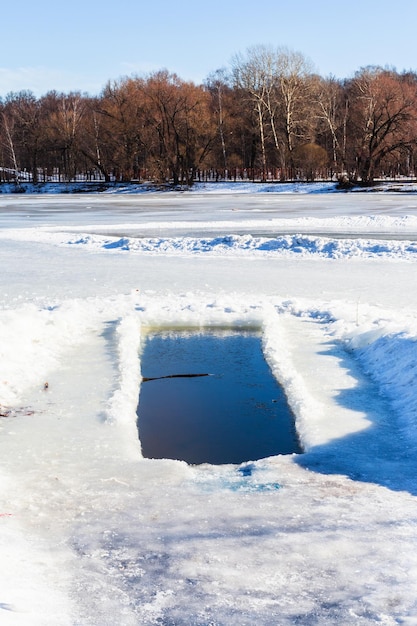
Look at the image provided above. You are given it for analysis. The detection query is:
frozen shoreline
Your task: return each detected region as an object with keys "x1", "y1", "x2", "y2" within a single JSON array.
[{"x1": 1, "y1": 179, "x2": 417, "y2": 195}]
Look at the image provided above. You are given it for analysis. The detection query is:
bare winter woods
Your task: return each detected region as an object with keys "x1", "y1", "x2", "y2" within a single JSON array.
[{"x1": 2, "y1": 45, "x2": 417, "y2": 185}]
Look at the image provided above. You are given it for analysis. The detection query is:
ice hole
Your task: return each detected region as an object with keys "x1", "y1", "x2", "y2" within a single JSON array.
[{"x1": 136, "y1": 328, "x2": 301, "y2": 465}]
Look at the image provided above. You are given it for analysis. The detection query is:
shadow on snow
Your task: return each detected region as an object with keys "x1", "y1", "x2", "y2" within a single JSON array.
[{"x1": 295, "y1": 336, "x2": 417, "y2": 496}]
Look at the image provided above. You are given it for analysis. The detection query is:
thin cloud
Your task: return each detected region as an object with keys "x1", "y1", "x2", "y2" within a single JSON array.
[
  {"x1": 118, "y1": 61, "x2": 165, "y2": 77},
  {"x1": 0, "y1": 66, "x2": 105, "y2": 97}
]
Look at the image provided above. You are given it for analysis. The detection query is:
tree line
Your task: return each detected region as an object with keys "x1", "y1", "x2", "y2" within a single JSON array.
[{"x1": 1, "y1": 45, "x2": 417, "y2": 186}]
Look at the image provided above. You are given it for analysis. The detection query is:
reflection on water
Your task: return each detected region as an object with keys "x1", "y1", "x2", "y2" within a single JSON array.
[{"x1": 137, "y1": 328, "x2": 301, "y2": 465}]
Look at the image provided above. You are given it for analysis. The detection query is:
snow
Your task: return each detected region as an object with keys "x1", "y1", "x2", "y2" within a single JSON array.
[{"x1": 1, "y1": 183, "x2": 417, "y2": 624}]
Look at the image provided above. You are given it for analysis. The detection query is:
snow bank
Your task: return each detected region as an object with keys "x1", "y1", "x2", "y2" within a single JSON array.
[
  {"x1": 81, "y1": 233, "x2": 417, "y2": 259},
  {"x1": 342, "y1": 324, "x2": 417, "y2": 448},
  {"x1": 3, "y1": 227, "x2": 417, "y2": 260},
  {"x1": 3, "y1": 290, "x2": 417, "y2": 461},
  {"x1": 0, "y1": 301, "x2": 98, "y2": 406}
]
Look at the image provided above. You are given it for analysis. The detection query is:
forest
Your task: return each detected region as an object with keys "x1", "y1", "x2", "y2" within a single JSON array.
[{"x1": 1, "y1": 45, "x2": 417, "y2": 186}]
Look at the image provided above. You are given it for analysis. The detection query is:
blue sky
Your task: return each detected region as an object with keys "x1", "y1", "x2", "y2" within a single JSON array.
[{"x1": 1, "y1": 0, "x2": 416, "y2": 96}]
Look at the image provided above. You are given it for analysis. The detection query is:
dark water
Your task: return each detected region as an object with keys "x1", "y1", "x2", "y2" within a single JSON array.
[{"x1": 136, "y1": 329, "x2": 301, "y2": 465}]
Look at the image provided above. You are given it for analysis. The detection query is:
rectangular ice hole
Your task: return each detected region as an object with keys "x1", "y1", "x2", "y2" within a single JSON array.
[{"x1": 136, "y1": 327, "x2": 301, "y2": 465}]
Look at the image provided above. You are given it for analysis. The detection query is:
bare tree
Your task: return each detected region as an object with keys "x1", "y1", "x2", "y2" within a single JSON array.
[
  {"x1": 313, "y1": 76, "x2": 346, "y2": 171},
  {"x1": 77, "y1": 98, "x2": 113, "y2": 182},
  {"x1": 205, "y1": 69, "x2": 230, "y2": 169},
  {"x1": 42, "y1": 91, "x2": 87, "y2": 180},
  {"x1": 232, "y1": 45, "x2": 315, "y2": 179},
  {"x1": 0, "y1": 109, "x2": 19, "y2": 175},
  {"x1": 139, "y1": 71, "x2": 216, "y2": 185},
  {"x1": 275, "y1": 48, "x2": 316, "y2": 174},
  {"x1": 96, "y1": 78, "x2": 147, "y2": 181},
  {"x1": 232, "y1": 45, "x2": 278, "y2": 179},
  {"x1": 345, "y1": 67, "x2": 417, "y2": 182},
  {"x1": 3, "y1": 91, "x2": 46, "y2": 183}
]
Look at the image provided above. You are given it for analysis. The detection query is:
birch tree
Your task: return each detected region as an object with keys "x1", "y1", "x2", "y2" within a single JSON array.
[
  {"x1": 3, "y1": 91, "x2": 45, "y2": 182},
  {"x1": 232, "y1": 45, "x2": 315, "y2": 178},
  {"x1": 232, "y1": 45, "x2": 278, "y2": 178},
  {"x1": 275, "y1": 49, "x2": 316, "y2": 172},
  {"x1": 313, "y1": 76, "x2": 347, "y2": 171},
  {"x1": 0, "y1": 107, "x2": 20, "y2": 176}
]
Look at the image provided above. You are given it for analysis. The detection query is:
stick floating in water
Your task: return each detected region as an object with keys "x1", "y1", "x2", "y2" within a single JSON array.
[{"x1": 142, "y1": 373, "x2": 211, "y2": 382}]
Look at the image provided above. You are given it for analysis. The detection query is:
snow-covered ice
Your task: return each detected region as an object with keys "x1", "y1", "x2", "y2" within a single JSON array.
[{"x1": 1, "y1": 184, "x2": 417, "y2": 624}]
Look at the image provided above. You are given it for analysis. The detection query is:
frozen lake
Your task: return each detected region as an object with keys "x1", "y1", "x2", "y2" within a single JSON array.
[
  {"x1": 3, "y1": 190, "x2": 417, "y2": 236},
  {"x1": 1, "y1": 187, "x2": 417, "y2": 625}
]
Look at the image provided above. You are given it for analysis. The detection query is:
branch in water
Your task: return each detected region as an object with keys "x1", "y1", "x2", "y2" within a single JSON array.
[{"x1": 142, "y1": 373, "x2": 211, "y2": 382}]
